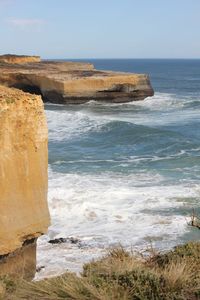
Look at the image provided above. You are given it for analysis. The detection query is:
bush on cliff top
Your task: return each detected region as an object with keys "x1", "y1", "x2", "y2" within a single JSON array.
[{"x1": 1, "y1": 242, "x2": 200, "y2": 300}]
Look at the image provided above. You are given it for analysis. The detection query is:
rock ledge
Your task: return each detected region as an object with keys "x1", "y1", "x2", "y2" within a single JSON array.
[
  {"x1": 0, "y1": 54, "x2": 40, "y2": 64},
  {"x1": 0, "y1": 55, "x2": 154, "y2": 104}
]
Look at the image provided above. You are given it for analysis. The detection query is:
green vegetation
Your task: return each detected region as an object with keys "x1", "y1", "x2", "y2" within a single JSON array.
[{"x1": 1, "y1": 242, "x2": 200, "y2": 299}]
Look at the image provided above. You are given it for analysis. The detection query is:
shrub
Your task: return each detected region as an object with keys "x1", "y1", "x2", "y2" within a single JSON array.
[{"x1": 3, "y1": 242, "x2": 200, "y2": 300}]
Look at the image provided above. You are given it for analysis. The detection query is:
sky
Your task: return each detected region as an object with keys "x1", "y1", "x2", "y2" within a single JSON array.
[{"x1": 0, "y1": 0, "x2": 200, "y2": 59}]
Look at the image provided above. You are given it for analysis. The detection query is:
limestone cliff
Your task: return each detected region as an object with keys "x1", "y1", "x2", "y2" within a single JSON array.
[
  {"x1": 0, "y1": 54, "x2": 40, "y2": 64},
  {"x1": 0, "y1": 85, "x2": 50, "y2": 279},
  {"x1": 0, "y1": 55, "x2": 154, "y2": 104}
]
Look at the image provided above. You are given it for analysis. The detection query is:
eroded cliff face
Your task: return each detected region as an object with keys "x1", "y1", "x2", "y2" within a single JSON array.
[
  {"x1": 0, "y1": 55, "x2": 154, "y2": 104},
  {"x1": 0, "y1": 85, "x2": 50, "y2": 279},
  {"x1": 0, "y1": 54, "x2": 40, "y2": 64}
]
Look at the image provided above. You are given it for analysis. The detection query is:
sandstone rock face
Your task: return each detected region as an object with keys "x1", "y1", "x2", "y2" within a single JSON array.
[
  {"x1": 0, "y1": 85, "x2": 50, "y2": 279},
  {"x1": 0, "y1": 54, "x2": 40, "y2": 64},
  {"x1": 0, "y1": 239, "x2": 37, "y2": 280},
  {"x1": 0, "y1": 56, "x2": 154, "y2": 104}
]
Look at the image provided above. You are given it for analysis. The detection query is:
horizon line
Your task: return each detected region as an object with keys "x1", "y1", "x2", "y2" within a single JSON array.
[{"x1": 43, "y1": 57, "x2": 200, "y2": 60}]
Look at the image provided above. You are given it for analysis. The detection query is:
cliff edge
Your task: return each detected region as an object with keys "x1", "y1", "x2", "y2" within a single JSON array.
[
  {"x1": 0, "y1": 55, "x2": 154, "y2": 104},
  {"x1": 0, "y1": 54, "x2": 40, "y2": 64},
  {"x1": 0, "y1": 85, "x2": 50, "y2": 279}
]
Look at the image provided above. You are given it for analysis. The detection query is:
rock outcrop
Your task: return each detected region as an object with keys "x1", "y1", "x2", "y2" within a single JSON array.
[
  {"x1": 0, "y1": 54, "x2": 40, "y2": 64},
  {"x1": 0, "y1": 55, "x2": 154, "y2": 104},
  {"x1": 0, "y1": 85, "x2": 50, "y2": 279}
]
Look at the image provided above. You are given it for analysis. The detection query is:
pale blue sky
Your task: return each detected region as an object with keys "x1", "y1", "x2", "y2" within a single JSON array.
[{"x1": 0, "y1": 0, "x2": 199, "y2": 59}]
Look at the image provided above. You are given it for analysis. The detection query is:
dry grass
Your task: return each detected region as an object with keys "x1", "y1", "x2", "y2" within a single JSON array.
[
  {"x1": 82, "y1": 247, "x2": 142, "y2": 277},
  {"x1": 1, "y1": 242, "x2": 200, "y2": 300}
]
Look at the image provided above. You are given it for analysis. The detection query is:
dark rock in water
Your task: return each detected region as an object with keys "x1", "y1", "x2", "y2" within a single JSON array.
[
  {"x1": 49, "y1": 238, "x2": 67, "y2": 244},
  {"x1": 48, "y1": 237, "x2": 80, "y2": 245},
  {"x1": 36, "y1": 265, "x2": 45, "y2": 272},
  {"x1": 69, "y1": 237, "x2": 80, "y2": 244}
]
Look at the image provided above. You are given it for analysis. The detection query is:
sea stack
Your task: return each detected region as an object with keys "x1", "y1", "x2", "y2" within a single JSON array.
[
  {"x1": 0, "y1": 54, "x2": 154, "y2": 104},
  {"x1": 0, "y1": 85, "x2": 50, "y2": 279}
]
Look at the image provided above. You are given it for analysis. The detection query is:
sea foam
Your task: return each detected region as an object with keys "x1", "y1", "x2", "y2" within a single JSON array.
[{"x1": 36, "y1": 91, "x2": 200, "y2": 279}]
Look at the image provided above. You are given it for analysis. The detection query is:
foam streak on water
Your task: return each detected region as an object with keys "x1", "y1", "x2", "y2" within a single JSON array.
[{"x1": 36, "y1": 59, "x2": 200, "y2": 279}]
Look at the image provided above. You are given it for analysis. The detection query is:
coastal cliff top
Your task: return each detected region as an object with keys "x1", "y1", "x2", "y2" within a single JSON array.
[
  {"x1": 0, "y1": 55, "x2": 154, "y2": 104},
  {"x1": 0, "y1": 84, "x2": 39, "y2": 105},
  {"x1": 0, "y1": 59, "x2": 147, "y2": 81},
  {"x1": 0, "y1": 54, "x2": 41, "y2": 64}
]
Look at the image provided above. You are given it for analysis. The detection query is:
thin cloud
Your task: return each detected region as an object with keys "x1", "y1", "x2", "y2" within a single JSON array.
[{"x1": 6, "y1": 18, "x2": 45, "y2": 29}]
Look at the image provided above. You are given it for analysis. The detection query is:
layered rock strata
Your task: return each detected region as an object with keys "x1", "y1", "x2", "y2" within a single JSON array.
[
  {"x1": 0, "y1": 54, "x2": 40, "y2": 64},
  {"x1": 0, "y1": 55, "x2": 154, "y2": 104},
  {"x1": 0, "y1": 85, "x2": 50, "y2": 279}
]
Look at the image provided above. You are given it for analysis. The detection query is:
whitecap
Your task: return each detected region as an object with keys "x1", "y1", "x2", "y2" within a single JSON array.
[{"x1": 37, "y1": 169, "x2": 200, "y2": 279}]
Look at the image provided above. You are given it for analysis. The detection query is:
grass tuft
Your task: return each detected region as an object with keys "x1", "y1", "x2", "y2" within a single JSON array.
[{"x1": 1, "y1": 242, "x2": 200, "y2": 299}]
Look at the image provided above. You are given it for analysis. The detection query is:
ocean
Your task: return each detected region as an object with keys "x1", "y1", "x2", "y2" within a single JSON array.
[{"x1": 36, "y1": 59, "x2": 200, "y2": 279}]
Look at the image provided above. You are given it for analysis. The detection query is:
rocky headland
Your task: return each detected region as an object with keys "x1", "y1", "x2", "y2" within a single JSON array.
[
  {"x1": 0, "y1": 54, "x2": 154, "y2": 281},
  {"x1": 0, "y1": 85, "x2": 50, "y2": 279},
  {"x1": 0, "y1": 55, "x2": 154, "y2": 104},
  {"x1": 0, "y1": 54, "x2": 40, "y2": 64}
]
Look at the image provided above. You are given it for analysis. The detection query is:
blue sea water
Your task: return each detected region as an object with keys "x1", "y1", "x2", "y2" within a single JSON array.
[{"x1": 37, "y1": 59, "x2": 200, "y2": 277}]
